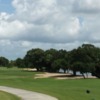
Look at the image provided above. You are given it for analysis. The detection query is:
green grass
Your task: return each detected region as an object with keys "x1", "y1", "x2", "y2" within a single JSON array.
[
  {"x1": 0, "y1": 67, "x2": 100, "y2": 100},
  {"x1": 0, "y1": 90, "x2": 21, "y2": 100}
]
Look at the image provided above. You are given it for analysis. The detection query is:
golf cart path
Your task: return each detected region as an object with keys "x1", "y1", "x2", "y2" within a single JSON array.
[{"x1": 0, "y1": 86, "x2": 58, "y2": 100}]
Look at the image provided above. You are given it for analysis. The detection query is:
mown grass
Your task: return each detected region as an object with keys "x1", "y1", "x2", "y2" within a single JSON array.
[
  {"x1": 0, "y1": 90, "x2": 21, "y2": 100},
  {"x1": 0, "y1": 67, "x2": 100, "y2": 100}
]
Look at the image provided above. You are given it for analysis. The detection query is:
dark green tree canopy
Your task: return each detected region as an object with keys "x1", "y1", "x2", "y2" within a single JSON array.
[
  {"x1": 24, "y1": 48, "x2": 45, "y2": 71},
  {"x1": 11, "y1": 43, "x2": 100, "y2": 78},
  {"x1": 0, "y1": 56, "x2": 9, "y2": 67}
]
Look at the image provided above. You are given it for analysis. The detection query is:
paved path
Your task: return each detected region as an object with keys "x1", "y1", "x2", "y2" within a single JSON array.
[{"x1": 0, "y1": 86, "x2": 58, "y2": 100}]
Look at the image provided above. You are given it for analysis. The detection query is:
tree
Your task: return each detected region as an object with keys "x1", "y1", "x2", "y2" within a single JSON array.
[
  {"x1": 44, "y1": 49, "x2": 58, "y2": 72},
  {"x1": 58, "y1": 49, "x2": 67, "y2": 59},
  {"x1": 70, "y1": 44, "x2": 96, "y2": 76},
  {"x1": 15, "y1": 43, "x2": 100, "y2": 78},
  {"x1": 72, "y1": 62, "x2": 95, "y2": 78},
  {"x1": 58, "y1": 50, "x2": 70, "y2": 73},
  {"x1": 0, "y1": 57, "x2": 9, "y2": 67},
  {"x1": 51, "y1": 59, "x2": 68, "y2": 73},
  {"x1": 93, "y1": 62, "x2": 100, "y2": 78},
  {"x1": 24, "y1": 48, "x2": 45, "y2": 71},
  {"x1": 51, "y1": 59, "x2": 61, "y2": 72},
  {"x1": 15, "y1": 58, "x2": 25, "y2": 68}
]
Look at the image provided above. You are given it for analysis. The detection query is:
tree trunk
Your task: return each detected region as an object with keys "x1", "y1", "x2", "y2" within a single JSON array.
[
  {"x1": 64, "y1": 69, "x2": 66, "y2": 73},
  {"x1": 81, "y1": 72, "x2": 85, "y2": 79},
  {"x1": 73, "y1": 70, "x2": 76, "y2": 76},
  {"x1": 36, "y1": 67, "x2": 40, "y2": 72}
]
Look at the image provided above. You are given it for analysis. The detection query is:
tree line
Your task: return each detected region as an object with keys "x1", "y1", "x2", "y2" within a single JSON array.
[{"x1": 1, "y1": 44, "x2": 100, "y2": 78}]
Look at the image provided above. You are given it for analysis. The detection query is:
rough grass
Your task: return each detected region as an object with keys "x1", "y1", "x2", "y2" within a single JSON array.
[
  {"x1": 0, "y1": 67, "x2": 100, "y2": 100},
  {"x1": 0, "y1": 90, "x2": 21, "y2": 100}
]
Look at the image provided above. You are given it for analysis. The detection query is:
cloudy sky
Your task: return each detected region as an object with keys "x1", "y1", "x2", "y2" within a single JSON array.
[{"x1": 0, "y1": 0, "x2": 100, "y2": 60}]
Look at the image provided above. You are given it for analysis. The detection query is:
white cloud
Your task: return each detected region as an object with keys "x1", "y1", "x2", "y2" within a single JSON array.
[
  {"x1": 73, "y1": 0, "x2": 100, "y2": 13},
  {"x1": 12, "y1": 0, "x2": 57, "y2": 22},
  {"x1": 0, "y1": 19, "x2": 33, "y2": 40},
  {"x1": 0, "y1": 0, "x2": 100, "y2": 59}
]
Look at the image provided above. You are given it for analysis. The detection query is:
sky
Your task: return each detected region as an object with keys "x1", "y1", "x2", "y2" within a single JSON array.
[{"x1": 0, "y1": 0, "x2": 100, "y2": 60}]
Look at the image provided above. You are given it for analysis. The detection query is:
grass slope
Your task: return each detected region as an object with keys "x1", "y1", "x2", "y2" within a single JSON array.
[
  {"x1": 0, "y1": 67, "x2": 100, "y2": 100},
  {"x1": 0, "y1": 90, "x2": 21, "y2": 100}
]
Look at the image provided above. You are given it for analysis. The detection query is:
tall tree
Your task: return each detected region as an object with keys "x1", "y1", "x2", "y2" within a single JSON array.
[
  {"x1": 70, "y1": 44, "x2": 96, "y2": 76},
  {"x1": 24, "y1": 48, "x2": 45, "y2": 71}
]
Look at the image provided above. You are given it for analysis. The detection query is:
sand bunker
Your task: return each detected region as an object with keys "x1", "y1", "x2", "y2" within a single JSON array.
[{"x1": 34, "y1": 72, "x2": 97, "y2": 79}]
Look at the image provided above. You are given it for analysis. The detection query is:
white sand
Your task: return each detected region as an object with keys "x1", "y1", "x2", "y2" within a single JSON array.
[{"x1": 34, "y1": 72, "x2": 97, "y2": 79}]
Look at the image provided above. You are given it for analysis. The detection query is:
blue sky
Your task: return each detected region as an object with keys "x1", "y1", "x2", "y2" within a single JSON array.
[
  {"x1": 0, "y1": 0, "x2": 100, "y2": 60},
  {"x1": 0, "y1": 0, "x2": 14, "y2": 13}
]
